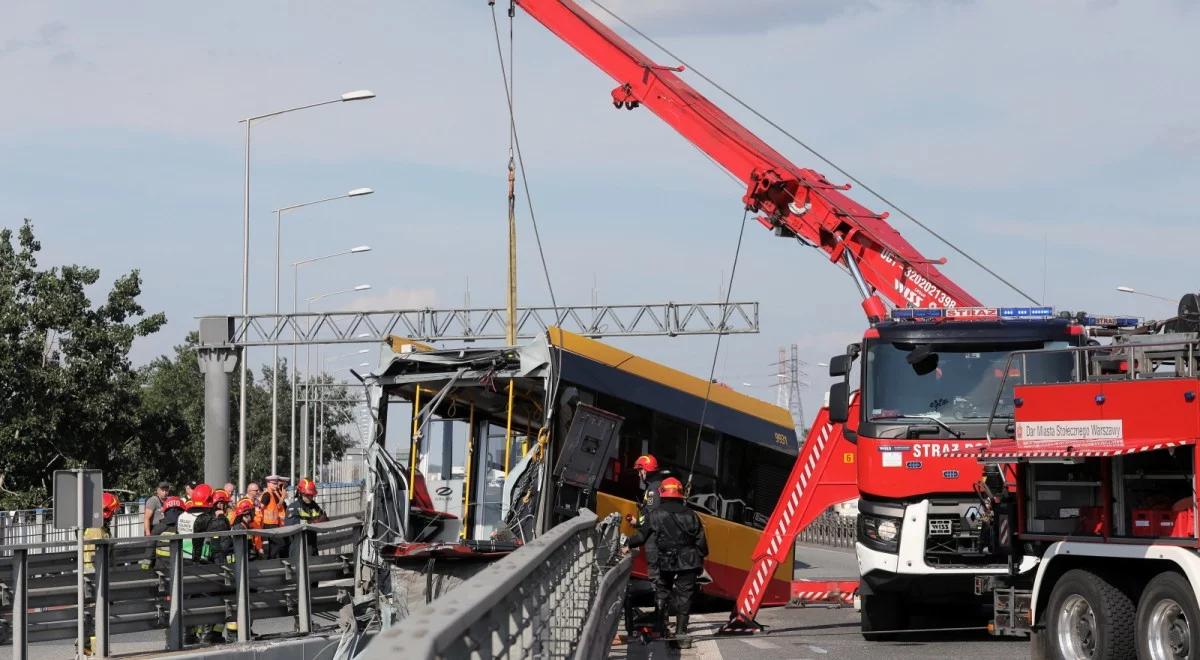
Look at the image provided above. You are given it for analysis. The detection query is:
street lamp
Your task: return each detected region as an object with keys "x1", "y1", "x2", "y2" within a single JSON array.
[
  {"x1": 270, "y1": 189, "x2": 374, "y2": 477},
  {"x1": 1116, "y1": 286, "x2": 1174, "y2": 302},
  {"x1": 299, "y1": 284, "x2": 372, "y2": 481},
  {"x1": 236, "y1": 89, "x2": 375, "y2": 492},
  {"x1": 289, "y1": 254, "x2": 371, "y2": 485}
]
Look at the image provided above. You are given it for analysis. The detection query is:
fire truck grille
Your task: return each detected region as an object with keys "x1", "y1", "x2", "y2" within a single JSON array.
[{"x1": 924, "y1": 516, "x2": 992, "y2": 565}]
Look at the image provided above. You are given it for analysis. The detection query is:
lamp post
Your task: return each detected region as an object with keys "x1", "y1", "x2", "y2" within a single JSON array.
[
  {"x1": 271, "y1": 190, "x2": 373, "y2": 479},
  {"x1": 300, "y1": 285, "x2": 371, "y2": 480},
  {"x1": 236, "y1": 89, "x2": 375, "y2": 492},
  {"x1": 289, "y1": 251, "x2": 371, "y2": 485},
  {"x1": 1116, "y1": 286, "x2": 1174, "y2": 302}
]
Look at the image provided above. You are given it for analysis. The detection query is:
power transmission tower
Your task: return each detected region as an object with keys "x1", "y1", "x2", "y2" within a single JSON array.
[{"x1": 772, "y1": 344, "x2": 808, "y2": 442}]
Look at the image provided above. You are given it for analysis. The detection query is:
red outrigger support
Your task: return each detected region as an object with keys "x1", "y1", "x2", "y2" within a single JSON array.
[{"x1": 721, "y1": 401, "x2": 861, "y2": 633}]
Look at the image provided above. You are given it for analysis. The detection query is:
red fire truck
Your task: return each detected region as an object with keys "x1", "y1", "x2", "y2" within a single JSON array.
[
  {"x1": 956, "y1": 309, "x2": 1200, "y2": 659},
  {"x1": 507, "y1": 0, "x2": 1099, "y2": 635}
]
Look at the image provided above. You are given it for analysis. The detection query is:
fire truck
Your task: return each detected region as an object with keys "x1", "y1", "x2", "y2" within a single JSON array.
[
  {"x1": 956, "y1": 303, "x2": 1200, "y2": 659},
  {"x1": 508, "y1": 0, "x2": 1088, "y2": 635}
]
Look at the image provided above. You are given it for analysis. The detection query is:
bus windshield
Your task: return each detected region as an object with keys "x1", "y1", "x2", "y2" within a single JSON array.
[{"x1": 865, "y1": 341, "x2": 1075, "y2": 422}]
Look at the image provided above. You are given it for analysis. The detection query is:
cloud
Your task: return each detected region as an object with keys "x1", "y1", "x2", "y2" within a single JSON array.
[
  {"x1": 596, "y1": 0, "x2": 877, "y2": 35},
  {"x1": 347, "y1": 287, "x2": 439, "y2": 312}
]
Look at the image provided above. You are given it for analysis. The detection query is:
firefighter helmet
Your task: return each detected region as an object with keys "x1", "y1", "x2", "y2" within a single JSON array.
[
  {"x1": 190, "y1": 484, "x2": 214, "y2": 509},
  {"x1": 211, "y1": 489, "x2": 231, "y2": 505},
  {"x1": 297, "y1": 479, "x2": 318, "y2": 497},
  {"x1": 633, "y1": 455, "x2": 659, "y2": 472},
  {"x1": 102, "y1": 492, "x2": 120, "y2": 520},
  {"x1": 659, "y1": 477, "x2": 685, "y2": 499},
  {"x1": 161, "y1": 496, "x2": 184, "y2": 512},
  {"x1": 232, "y1": 498, "x2": 255, "y2": 518}
]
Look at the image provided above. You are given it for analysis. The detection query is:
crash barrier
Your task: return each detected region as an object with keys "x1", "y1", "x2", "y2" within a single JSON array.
[
  {"x1": 0, "y1": 481, "x2": 366, "y2": 554},
  {"x1": 364, "y1": 510, "x2": 631, "y2": 660},
  {"x1": 0, "y1": 518, "x2": 361, "y2": 658},
  {"x1": 796, "y1": 509, "x2": 856, "y2": 549}
]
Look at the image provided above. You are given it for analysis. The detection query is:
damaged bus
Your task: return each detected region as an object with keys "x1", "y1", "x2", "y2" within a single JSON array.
[{"x1": 358, "y1": 328, "x2": 798, "y2": 608}]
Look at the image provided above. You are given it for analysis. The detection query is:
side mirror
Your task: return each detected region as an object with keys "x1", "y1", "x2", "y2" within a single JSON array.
[
  {"x1": 829, "y1": 354, "x2": 852, "y2": 378},
  {"x1": 828, "y1": 381, "x2": 850, "y2": 424}
]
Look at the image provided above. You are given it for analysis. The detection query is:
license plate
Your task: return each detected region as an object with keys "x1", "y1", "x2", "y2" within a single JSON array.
[{"x1": 929, "y1": 519, "x2": 953, "y2": 536}]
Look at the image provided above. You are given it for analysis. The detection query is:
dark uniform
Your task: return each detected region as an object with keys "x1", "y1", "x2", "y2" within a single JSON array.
[
  {"x1": 285, "y1": 497, "x2": 328, "y2": 558},
  {"x1": 636, "y1": 470, "x2": 668, "y2": 578},
  {"x1": 627, "y1": 497, "x2": 708, "y2": 643}
]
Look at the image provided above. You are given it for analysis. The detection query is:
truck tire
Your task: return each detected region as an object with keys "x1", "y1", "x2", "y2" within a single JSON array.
[
  {"x1": 1044, "y1": 568, "x2": 1135, "y2": 660},
  {"x1": 861, "y1": 593, "x2": 907, "y2": 641},
  {"x1": 1136, "y1": 571, "x2": 1199, "y2": 660}
]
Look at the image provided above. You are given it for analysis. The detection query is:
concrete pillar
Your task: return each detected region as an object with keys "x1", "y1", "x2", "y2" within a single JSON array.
[
  {"x1": 199, "y1": 347, "x2": 238, "y2": 486},
  {"x1": 198, "y1": 317, "x2": 239, "y2": 488}
]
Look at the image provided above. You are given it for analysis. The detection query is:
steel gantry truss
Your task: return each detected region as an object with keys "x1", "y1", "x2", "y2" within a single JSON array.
[{"x1": 199, "y1": 300, "x2": 760, "y2": 348}]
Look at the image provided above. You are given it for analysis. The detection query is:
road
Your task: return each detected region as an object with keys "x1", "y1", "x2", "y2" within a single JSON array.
[{"x1": 611, "y1": 542, "x2": 1032, "y2": 659}]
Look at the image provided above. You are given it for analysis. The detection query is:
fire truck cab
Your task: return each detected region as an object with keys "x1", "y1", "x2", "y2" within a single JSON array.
[
  {"x1": 966, "y1": 329, "x2": 1200, "y2": 659},
  {"x1": 828, "y1": 306, "x2": 1089, "y2": 636}
]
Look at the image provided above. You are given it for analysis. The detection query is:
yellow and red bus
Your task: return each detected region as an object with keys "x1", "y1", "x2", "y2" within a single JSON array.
[{"x1": 368, "y1": 328, "x2": 797, "y2": 605}]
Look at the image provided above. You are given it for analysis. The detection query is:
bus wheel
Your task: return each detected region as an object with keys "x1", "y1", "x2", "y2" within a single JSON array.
[
  {"x1": 861, "y1": 593, "x2": 906, "y2": 641},
  {"x1": 1045, "y1": 569, "x2": 1135, "y2": 660},
  {"x1": 1136, "y1": 572, "x2": 1199, "y2": 660}
]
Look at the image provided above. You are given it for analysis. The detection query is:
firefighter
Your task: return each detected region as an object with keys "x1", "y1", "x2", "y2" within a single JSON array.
[
  {"x1": 625, "y1": 476, "x2": 708, "y2": 648},
  {"x1": 286, "y1": 478, "x2": 329, "y2": 558},
  {"x1": 84, "y1": 493, "x2": 121, "y2": 571},
  {"x1": 211, "y1": 488, "x2": 231, "y2": 522},
  {"x1": 632, "y1": 454, "x2": 668, "y2": 574},
  {"x1": 150, "y1": 496, "x2": 185, "y2": 571},
  {"x1": 259, "y1": 475, "x2": 288, "y2": 558}
]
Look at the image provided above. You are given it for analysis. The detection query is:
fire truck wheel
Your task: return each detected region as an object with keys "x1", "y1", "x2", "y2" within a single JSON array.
[
  {"x1": 1136, "y1": 571, "x2": 1199, "y2": 660},
  {"x1": 1044, "y1": 568, "x2": 1135, "y2": 660},
  {"x1": 860, "y1": 593, "x2": 907, "y2": 641}
]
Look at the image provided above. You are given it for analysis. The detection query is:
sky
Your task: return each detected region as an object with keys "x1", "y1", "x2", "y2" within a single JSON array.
[{"x1": 2, "y1": 0, "x2": 1198, "y2": 423}]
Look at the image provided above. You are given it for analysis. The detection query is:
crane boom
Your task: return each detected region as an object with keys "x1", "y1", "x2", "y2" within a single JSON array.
[{"x1": 513, "y1": 0, "x2": 982, "y2": 318}]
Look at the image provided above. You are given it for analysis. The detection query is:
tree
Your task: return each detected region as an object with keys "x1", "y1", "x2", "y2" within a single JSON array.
[{"x1": 0, "y1": 220, "x2": 166, "y2": 508}]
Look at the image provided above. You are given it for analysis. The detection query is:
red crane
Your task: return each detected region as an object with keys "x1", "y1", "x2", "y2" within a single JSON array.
[
  {"x1": 510, "y1": 0, "x2": 992, "y2": 632},
  {"x1": 513, "y1": 0, "x2": 981, "y2": 323}
]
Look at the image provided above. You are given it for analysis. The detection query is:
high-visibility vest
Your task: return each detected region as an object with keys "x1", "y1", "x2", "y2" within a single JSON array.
[
  {"x1": 177, "y1": 512, "x2": 198, "y2": 559},
  {"x1": 260, "y1": 492, "x2": 285, "y2": 526}
]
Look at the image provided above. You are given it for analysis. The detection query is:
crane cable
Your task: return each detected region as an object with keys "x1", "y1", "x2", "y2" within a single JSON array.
[
  {"x1": 491, "y1": 1, "x2": 560, "y2": 315},
  {"x1": 685, "y1": 209, "x2": 750, "y2": 494},
  {"x1": 589, "y1": 0, "x2": 1041, "y2": 306}
]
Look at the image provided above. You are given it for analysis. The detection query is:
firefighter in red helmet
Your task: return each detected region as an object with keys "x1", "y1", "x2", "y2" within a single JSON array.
[
  {"x1": 626, "y1": 477, "x2": 708, "y2": 648},
  {"x1": 286, "y1": 478, "x2": 328, "y2": 558}
]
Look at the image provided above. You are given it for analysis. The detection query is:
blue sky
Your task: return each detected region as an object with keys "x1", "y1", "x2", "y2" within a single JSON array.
[{"x1": 2, "y1": 1, "x2": 1197, "y2": 421}]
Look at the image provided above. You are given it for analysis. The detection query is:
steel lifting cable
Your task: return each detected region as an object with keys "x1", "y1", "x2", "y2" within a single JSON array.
[
  {"x1": 685, "y1": 209, "x2": 751, "y2": 493},
  {"x1": 589, "y1": 0, "x2": 1040, "y2": 306},
  {"x1": 491, "y1": 1, "x2": 560, "y2": 314}
]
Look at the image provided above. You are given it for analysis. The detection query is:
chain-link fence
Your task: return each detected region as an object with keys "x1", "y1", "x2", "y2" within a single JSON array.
[
  {"x1": 364, "y1": 510, "x2": 631, "y2": 660},
  {"x1": 796, "y1": 509, "x2": 857, "y2": 549}
]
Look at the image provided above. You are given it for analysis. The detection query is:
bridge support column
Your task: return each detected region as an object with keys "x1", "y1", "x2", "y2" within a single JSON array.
[{"x1": 198, "y1": 317, "x2": 238, "y2": 487}]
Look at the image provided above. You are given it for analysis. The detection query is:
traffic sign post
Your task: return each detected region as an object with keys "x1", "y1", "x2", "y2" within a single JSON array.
[{"x1": 53, "y1": 469, "x2": 102, "y2": 659}]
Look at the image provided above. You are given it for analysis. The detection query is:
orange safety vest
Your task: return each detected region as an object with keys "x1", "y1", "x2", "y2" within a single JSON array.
[{"x1": 260, "y1": 491, "x2": 286, "y2": 526}]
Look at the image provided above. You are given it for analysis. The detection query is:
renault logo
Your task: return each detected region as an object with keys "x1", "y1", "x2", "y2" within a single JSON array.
[{"x1": 965, "y1": 506, "x2": 982, "y2": 526}]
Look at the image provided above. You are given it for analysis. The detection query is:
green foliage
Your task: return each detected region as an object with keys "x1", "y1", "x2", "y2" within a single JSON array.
[
  {"x1": 0, "y1": 220, "x2": 165, "y2": 508},
  {"x1": 0, "y1": 220, "x2": 356, "y2": 509}
]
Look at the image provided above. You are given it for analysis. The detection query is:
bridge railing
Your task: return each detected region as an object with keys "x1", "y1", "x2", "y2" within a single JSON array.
[
  {"x1": 364, "y1": 510, "x2": 631, "y2": 660},
  {"x1": 0, "y1": 518, "x2": 362, "y2": 658}
]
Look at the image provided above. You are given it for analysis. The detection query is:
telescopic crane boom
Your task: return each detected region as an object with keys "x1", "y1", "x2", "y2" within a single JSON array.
[{"x1": 513, "y1": 0, "x2": 981, "y2": 321}]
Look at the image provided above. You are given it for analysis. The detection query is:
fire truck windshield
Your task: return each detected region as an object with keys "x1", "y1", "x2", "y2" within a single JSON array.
[{"x1": 865, "y1": 340, "x2": 1074, "y2": 423}]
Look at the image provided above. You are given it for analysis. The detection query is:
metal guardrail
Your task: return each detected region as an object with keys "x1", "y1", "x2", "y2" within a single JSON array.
[
  {"x1": 796, "y1": 510, "x2": 857, "y2": 549},
  {"x1": 363, "y1": 510, "x2": 630, "y2": 660},
  {"x1": 0, "y1": 518, "x2": 361, "y2": 658}
]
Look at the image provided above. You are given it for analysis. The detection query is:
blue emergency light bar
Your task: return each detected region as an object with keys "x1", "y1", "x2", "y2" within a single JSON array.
[{"x1": 890, "y1": 306, "x2": 1055, "y2": 322}]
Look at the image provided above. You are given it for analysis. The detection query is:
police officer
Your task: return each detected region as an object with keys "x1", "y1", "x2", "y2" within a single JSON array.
[{"x1": 626, "y1": 476, "x2": 708, "y2": 648}]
